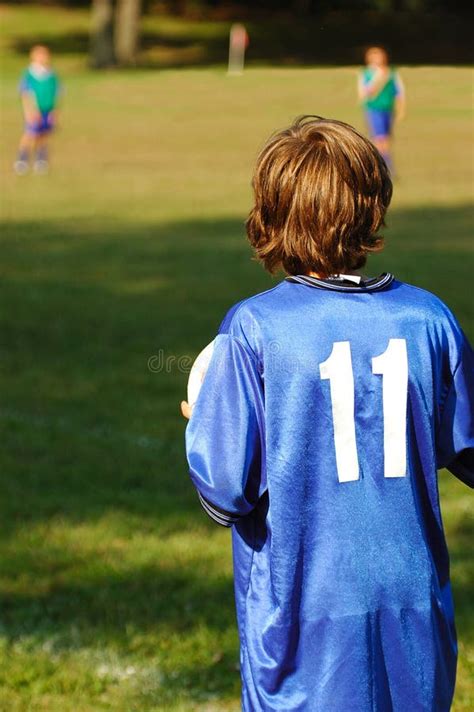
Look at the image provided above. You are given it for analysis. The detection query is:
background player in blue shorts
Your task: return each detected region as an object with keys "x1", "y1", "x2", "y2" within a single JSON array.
[
  {"x1": 358, "y1": 46, "x2": 405, "y2": 172},
  {"x1": 14, "y1": 45, "x2": 61, "y2": 175},
  {"x1": 182, "y1": 117, "x2": 473, "y2": 711}
]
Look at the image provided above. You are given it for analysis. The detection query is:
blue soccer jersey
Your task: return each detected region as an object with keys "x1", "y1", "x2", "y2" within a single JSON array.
[{"x1": 185, "y1": 274, "x2": 474, "y2": 712}]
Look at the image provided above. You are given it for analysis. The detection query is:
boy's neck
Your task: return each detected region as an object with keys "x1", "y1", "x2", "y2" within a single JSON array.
[
  {"x1": 307, "y1": 271, "x2": 362, "y2": 279},
  {"x1": 29, "y1": 62, "x2": 52, "y2": 79}
]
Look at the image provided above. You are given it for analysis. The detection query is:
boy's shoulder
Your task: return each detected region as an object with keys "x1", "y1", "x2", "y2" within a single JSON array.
[
  {"x1": 19, "y1": 68, "x2": 32, "y2": 88},
  {"x1": 217, "y1": 282, "x2": 294, "y2": 361},
  {"x1": 21, "y1": 67, "x2": 59, "y2": 81},
  {"x1": 217, "y1": 278, "x2": 467, "y2": 367},
  {"x1": 219, "y1": 281, "x2": 291, "y2": 335},
  {"x1": 221, "y1": 278, "x2": 460, "y2": 331},
  {"x1": 393, "y1": 279, "x2": 454, "y2": 312},
  {"x1": 387, "y1": 280, "x2": 466, "y2": 353},
  {"x1": 383, "y1": 278, "x2": 461, "y2": 324}
]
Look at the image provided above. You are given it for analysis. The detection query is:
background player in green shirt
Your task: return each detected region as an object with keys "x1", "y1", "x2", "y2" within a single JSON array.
[
  {"x1": 14, "y1": 45, "x2": 61, "y2": 175},
  {"x1": 358, "y1": 46, "x2": 405, "y2": 172}
]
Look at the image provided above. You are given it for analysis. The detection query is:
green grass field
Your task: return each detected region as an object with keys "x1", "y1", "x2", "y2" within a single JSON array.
[{"x1": 1, "y1": 6, "x2": 473, "y2": 711}]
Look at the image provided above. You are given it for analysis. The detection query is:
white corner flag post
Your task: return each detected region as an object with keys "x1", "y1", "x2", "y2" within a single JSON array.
[{"x1": 228, "y1": 23, "x2": 248, "y2": 76}]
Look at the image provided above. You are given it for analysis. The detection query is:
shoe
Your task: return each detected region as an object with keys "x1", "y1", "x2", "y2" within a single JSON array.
[
  {"x1": 13, "y1": 160, "x2": 29, "y2": 175},
  {"x1": 34, "y1": 160, "x2": 49, "y2": 175}
]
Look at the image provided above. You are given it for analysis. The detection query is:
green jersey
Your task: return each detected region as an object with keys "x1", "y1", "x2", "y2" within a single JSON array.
[
  {"x1": 19, "y1": 66, "x2": 60, "y2": 114},
  {"x1": 360, "y1": 68, "x2": 402, "y2": 113}
]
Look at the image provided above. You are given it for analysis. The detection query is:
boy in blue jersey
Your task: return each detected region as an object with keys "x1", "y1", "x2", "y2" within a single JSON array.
[
  {"x1": 183, "y1": 117, "x2": 473, "y2": 712},
  {"x1": 14, "y1": 45, "x2": 61, "y2": 175},
  {"x1": 358, "y1": 46, "x2": 405, "y2": 172}
]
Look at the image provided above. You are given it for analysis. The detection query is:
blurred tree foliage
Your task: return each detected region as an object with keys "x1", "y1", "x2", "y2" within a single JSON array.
[
  {"x1": 12, "y1": 0, "x2": 474, "y2": 11},
  {"x1": 212, "y1": 0, "x2": 474, "y2": 11},
  {"x1": 8, "y1": 0, "x2": 471, "y2": 66}
]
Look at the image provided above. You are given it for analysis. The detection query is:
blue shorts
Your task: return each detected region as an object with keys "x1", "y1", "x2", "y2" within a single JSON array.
[
  {"x1": 25, "y1": 111, "x2": 54, "y2": 135},
  {"x1": 365, "y1": 109, "x2": 393, "y2": 138}
]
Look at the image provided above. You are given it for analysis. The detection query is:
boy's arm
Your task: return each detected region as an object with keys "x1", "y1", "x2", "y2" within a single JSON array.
[
  {"x1": 394, "y1": 74, "x2": 406, "y2": 121},
  {"x1": 52, "y1": 75, "x2": 62, "y2": 119},
  {"x1": 437, "y1": 337, "x2": 474, "y2": 487},
  {"x1": 20, "y1": 88, "x2": 40, "y2": 124},
  {"x1": 363, "y1": 67, "x2": 390, "y2": 98},
  {"x1": 185, "y1": 333, "x2": 265, "y2": 526}
]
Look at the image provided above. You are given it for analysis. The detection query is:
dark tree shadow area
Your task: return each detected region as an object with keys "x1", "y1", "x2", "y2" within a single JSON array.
[
  {"x1": 10, "y1": 10, "x2": 474, "y2": 67},
  {"x1": 0, "y1": 204, "x2": 472, "y2": 699}
]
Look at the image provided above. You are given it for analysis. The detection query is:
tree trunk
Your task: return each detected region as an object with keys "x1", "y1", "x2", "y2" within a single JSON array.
[
  {"x1": 114, "y1": 0, "x2": 142, "y2": 66},
  {"x1": 90, "y1": 0, "x2": 115, "y2": 68}
]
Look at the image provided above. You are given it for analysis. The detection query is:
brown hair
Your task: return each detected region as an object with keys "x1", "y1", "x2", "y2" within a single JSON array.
[{"x1": 246, "y1": 116, "x2": 392, "y2": 276}]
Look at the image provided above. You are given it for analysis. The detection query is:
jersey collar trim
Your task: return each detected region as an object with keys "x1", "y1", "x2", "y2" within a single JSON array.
[{"x1": 286, "y1": 273, "x2": 395, "y2": 292}]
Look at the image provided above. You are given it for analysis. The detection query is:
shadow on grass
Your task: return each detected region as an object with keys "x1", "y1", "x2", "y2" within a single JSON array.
[
  {"x1": 0, "y1": 204, "x2": 473, "y2": 697},
  {"x1": 12, "y1": 30, "x2": 201, "y2": 55},
  {"x1": 1, "y1": 560, "x2": 239, "y2": 701},
  {"x1": 1, "y1": 557, "x2": 236, "y2": 644},
  {"x1": 9, "y1": 11, "x2": 474, "y2": 68},
  {"x1": 446, "y1": 509, "x2": 474, "y2": 642},
  {"x1": 0, "y1": 204, "x2": 472, "y2": 521}
]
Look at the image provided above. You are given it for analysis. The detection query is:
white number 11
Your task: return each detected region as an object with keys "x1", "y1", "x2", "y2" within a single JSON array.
[{"x1": 319, "y1": 339, "x2": 408, "y2": 482}]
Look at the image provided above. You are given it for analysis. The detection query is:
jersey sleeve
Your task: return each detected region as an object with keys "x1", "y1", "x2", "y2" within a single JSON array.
[
  {"x1": 357, "y1": 71, "x2": 366, "y2": 87},
  {"x1": 185, "y1": 332, "x2": 265, "y2": 526},
  {"x1": 436, "y1": 336, "x2": 474, "y2": 487},
  {"x1": 18, "y1": 72, "x2": 31, "y2": 95},
  {"x1": 394, "y1": 72, "x2": 405, "y2": 97},
  {"x1": 53, "y1": 74, "x2": 62, "y2": 100}
]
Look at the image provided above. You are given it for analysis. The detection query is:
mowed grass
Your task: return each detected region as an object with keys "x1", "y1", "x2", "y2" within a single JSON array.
[{"x1": 0, "y1": 6, "x2": 473, "y2": 711}]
